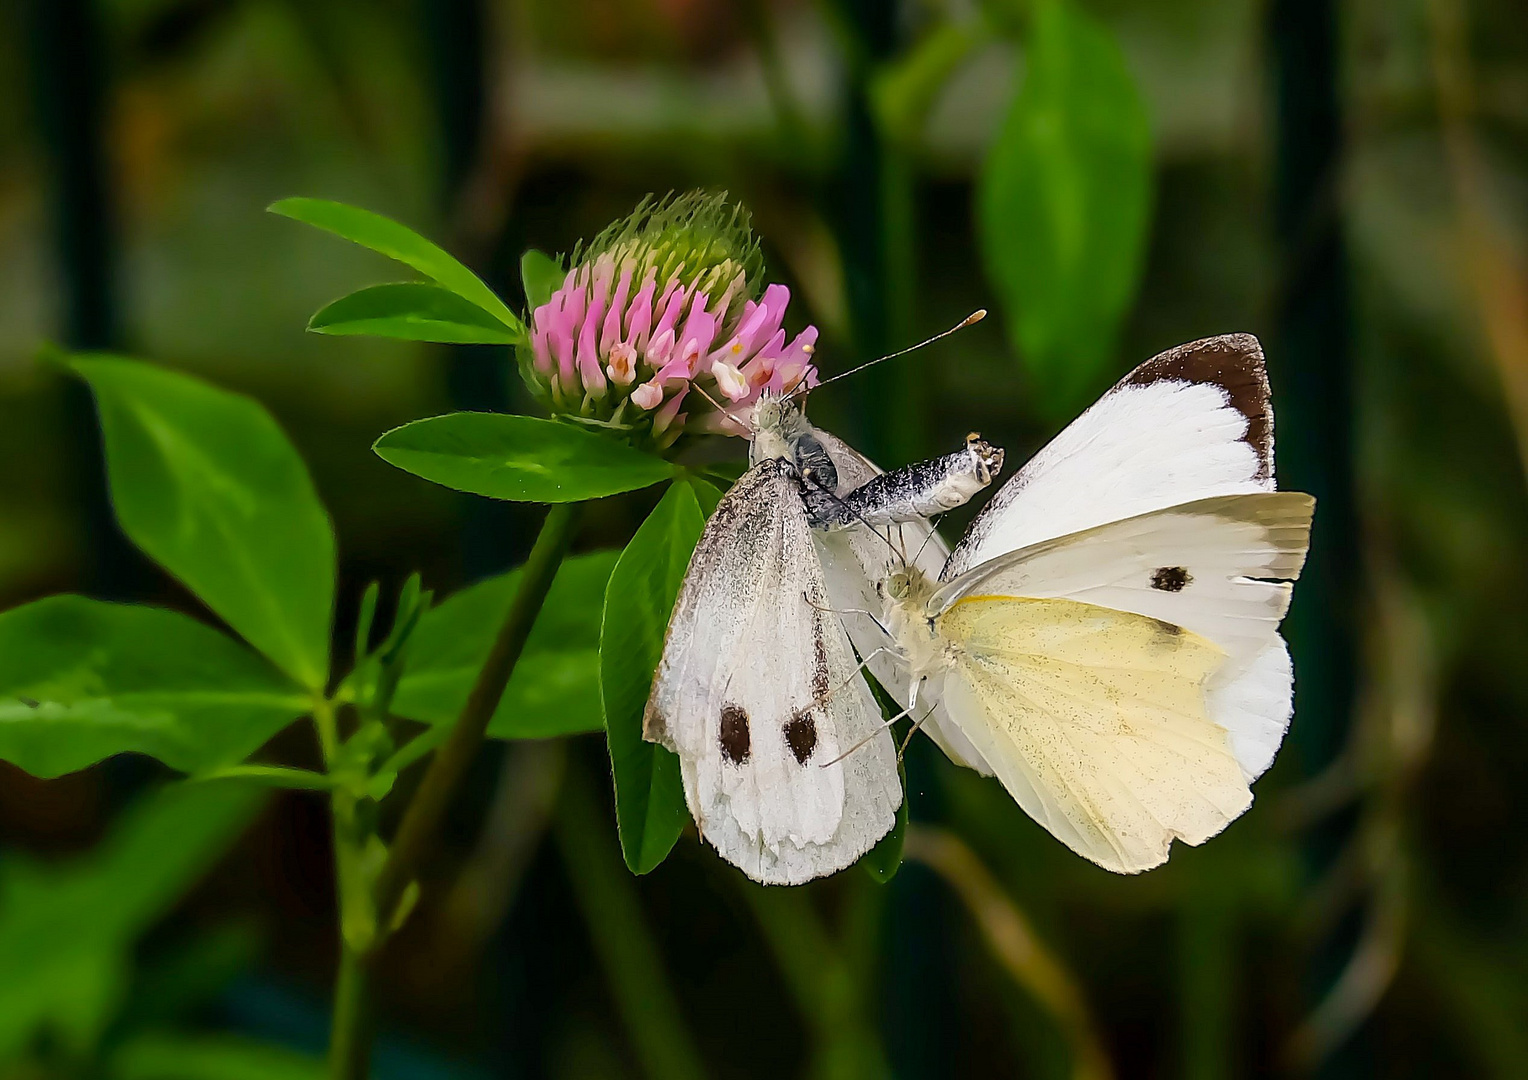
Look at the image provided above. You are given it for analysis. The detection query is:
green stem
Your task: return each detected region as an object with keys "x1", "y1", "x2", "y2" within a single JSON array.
[
  {"x1": 328, "y1": 943, "x2": 371, "y2": 1080},
  {"x1": 200, "y1": 764, "x2": 334, "y2": 790},
  {"x1": 372, "y1": 501, "x2": 581, "y2": 926},
  {"x1": 555, "y1": 759, "x2": 707, "y2": 1080}
]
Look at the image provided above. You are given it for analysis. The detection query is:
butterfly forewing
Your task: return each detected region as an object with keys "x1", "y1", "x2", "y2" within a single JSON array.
[
  {"x1": 944, "y1": 334, "x2": 1276, "y2": 579},
  {"x1": 645, "y1": 459, "x2": 901, "y2": 885}
]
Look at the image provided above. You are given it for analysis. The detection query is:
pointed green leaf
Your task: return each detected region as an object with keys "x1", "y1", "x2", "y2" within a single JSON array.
[
  {"x1": 308, "y1": 282, "x2": 519, "y2": 344},
  {"x1": 269, "y1": 197, "x2": 521, "y2": 334},
  {"x1": 69, "y1": 357, "x2": 336, "y2": 689},
  {"x1": 375, "y1": 412, "x2": 676, "y2": 502},
  {"x1": 601, "y1": 480, "x2": 708, "y2": 874},
  {"x1": 976, "y1": 0, "x2": 1152, "y2": 418},
  {"x1": 521, "y1": 249, "x2": 565, "y2": 311},
  {"x1": 391, "y1": 551, "x2": 619, "y2": 738},
  {"x1": 0, "y1": 596, "x2": 309, "y2": 778}
]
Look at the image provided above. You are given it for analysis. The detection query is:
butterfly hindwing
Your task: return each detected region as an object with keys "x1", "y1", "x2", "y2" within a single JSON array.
[
  {"x1": 645, "y1": 459, "x2": 901, "y2": 885},
  {"x1": 936, "y1": 596, "x2": 1251, "y2": 874},
  {"x1": 931, "y1": 492, "x2": 1313, "y2": 781}
]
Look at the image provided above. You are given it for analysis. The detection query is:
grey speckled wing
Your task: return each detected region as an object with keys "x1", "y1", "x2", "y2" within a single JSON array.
[{"x1": 645, "y1": 458, "x2": 901, "y2": 885}]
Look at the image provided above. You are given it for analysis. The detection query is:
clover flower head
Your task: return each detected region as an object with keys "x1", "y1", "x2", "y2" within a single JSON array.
[{"x1": 520, "y1": 192, "x2": 819, "y2": 449}]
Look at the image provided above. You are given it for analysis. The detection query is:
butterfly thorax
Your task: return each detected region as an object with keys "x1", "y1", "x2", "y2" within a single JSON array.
[
  {"x1": 749, "y1": 393, "x2": 840, "y2": 494},
  {"x1": 883, "y1": 566, "x2": 948, "y2": 679}
]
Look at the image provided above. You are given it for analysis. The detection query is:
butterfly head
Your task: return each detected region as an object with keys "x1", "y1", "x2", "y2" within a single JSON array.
[{"x1": 748, "y1": 391, "x2": 812, "y2": 466}]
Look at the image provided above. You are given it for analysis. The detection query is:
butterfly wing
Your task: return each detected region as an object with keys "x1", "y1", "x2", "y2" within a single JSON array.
[
  {"x1": 938, "y1": 334, "x2": 1301, "y2": 781},
  {"x1": 944, "y1": 334, "x2": 1275, "y2": 579},
  {"x1": 936, "y1": 596, "x2": 1251, "y2": 873},
  {"x1": 645, "y1": 459, "x2": 902, "y2": 885},
  {"x1": 809, "y1": 431, "x2": 992, "y2": 773},
  {"x1": 932, "y1": 492, "x2": 1313, "y2": 780}
]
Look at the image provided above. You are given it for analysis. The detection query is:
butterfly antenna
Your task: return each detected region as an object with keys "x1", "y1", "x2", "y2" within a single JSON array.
[
  {"x1": 691, "y1": 380, "x2": 754, "y2": 434},
  {"x1": 910, "y1": 515, "x2": 944, "y2": 567},
  {"x1": 795, "y1": 309, "x2": 986, "y2": 401}
]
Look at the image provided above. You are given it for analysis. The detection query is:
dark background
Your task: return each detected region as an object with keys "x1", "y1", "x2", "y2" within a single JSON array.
[{"x1": 2, "y1": 0, "x2": 1527, "y2": 1077}]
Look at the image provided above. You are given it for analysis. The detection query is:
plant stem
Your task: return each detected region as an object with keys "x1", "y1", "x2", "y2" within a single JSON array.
[
  {"x1": 372, "y1": 501, "x2": 581, "y2": 927},
  {"x1": 904, "y1": 825, "x2": 1113, "y2": 1080},
  {"x1": 328, "y1": 942, "x2": 371, "y2": 1080},
  {"x1": 555, "y1": 758, "x2": 707, "y2": 1080}
]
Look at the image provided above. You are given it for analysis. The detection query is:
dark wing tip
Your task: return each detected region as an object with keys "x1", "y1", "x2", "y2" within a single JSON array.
[{"x1": 1122, "y1": 333, "x2": 1272, "y2": 481}]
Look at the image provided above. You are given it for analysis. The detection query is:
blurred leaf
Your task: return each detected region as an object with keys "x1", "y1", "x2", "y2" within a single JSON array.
[
  {"x1": 0, "y1": 782, "x2": 262, "y2": 1060},
  {"x1": 976, "y1": 0, "x2": 1152, "y2": 417},
  {"x1": 0, "y1": 596, "x2": 308, "y2": 778},
  {"x1": 70, "y1": 356, "x2": 337, "y2": 691},
  {"x1": 374, "y1": 413, "x2": 676, "y2": 502},
  {"x1": 873, "y1": 20, "x2": 989, "y2": 145},
  {"x1": 521, "y1": 249, "x2": 565, "y2": 311},
  {"x1": 601, "y1": 480, "x2": 707, "y2": 875},
  {"x1": 111, "y1": 1034, "x2": 325, "y2": 1080},
  {"x1": 860, "y1": 761, "x2": 908, "y2": 883},
  {"x1": 269, "y1": 197, "x2": 522, "y2": 336},
  {"x1": 392, "y1": 550, "x2": 619, "y2": 738},
  {"x1": 308, "y1": 282, "x2": 519, "y2": 344},
  {"x1": 117, "y1": 921, "x2": 262, "y2": 1035}
]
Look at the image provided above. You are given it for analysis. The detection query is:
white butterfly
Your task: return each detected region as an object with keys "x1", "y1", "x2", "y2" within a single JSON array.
[
  {"x1": 863, "y1": 334, "x2": 1315, "y2": 873},
  {"x1": 644, "y1": 394, "x2": 1002, "y2": 884}
]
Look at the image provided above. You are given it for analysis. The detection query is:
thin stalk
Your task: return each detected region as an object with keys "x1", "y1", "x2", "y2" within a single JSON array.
[
  {"x1": 372, "y1": 502, "x2": 581, "y2": 926},
  {"x1": 904, "y1": 826, "x2": 1113, "y2": 1080},
  {"x1": 555, "y1": 758, "x2": 707, "y2": 1080},
  {"x1": 329, "y1": 943, "x2": 371, "y2": 1080}
]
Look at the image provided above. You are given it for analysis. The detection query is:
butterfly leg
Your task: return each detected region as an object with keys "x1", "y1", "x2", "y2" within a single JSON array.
[
  {"x1": 814, "y1": 645, "x2": 904, "y2": 709},
  {"x1": 801, "y1": 591, "x2": 895, "y2": 641}
]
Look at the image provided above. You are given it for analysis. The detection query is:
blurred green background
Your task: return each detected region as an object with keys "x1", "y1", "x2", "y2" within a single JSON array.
[{"x1": 2, "y1": 0, "x2": 1527, "y2": 1077}]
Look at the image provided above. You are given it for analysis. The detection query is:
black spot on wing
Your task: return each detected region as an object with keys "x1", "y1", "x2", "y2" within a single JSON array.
[
  {"x1": 1123, "y1": 334, "x2": 1272, "y2": 481},
  {"x1": 719, "y1": 705, "x2": 751, "y2": 765},
  {"x1": 1151, "y1": 618, "x2": 1183, "y2": 637},
  {"x1": 1151, "y1": 566, "x2": 1191, "y2": 592},
  {"x1": 785, "y1": 709, "x2": 818, "y2": 764}
]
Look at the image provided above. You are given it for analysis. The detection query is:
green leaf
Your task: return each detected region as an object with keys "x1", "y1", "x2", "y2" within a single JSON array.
[
  {"x1": 111, "y1": 1034, "x2": 326, "y2": 1080},
  {"x1": 0, "y1": 597, "x2": 309, "y2": 778},
  {"x1": 0, "y1": 782, "x2": 262, "y2": 1059},
  {"x1": 308, "y1": 282, "x2": 520, "y2": 344},
  {"x1": 601, "y1": 480, "x2": 708, "y2": 874},
  {"x1": 521, "y1": 248, "x2": 565, "y2": 310},
  {"x1": 861, "y1": 761, "x2": 908, "y2": 883},
  {"x1": 392, "y1": 550, "x2": 619, "y2": 738},
  {"x1": 976, "y1": 0, "x2": 1153, "y2": 418},
  {"x1": 269, "y1": 197, "x2": 522, "y2": 335},
  {"x1": 70, "y1": 356, "x2": 337, "y2": 690},
  {"x1": 873, "y1": 20, "x2": 989, "y2": 145},
  {"x1": 374, "y1": 412, "x2": 676, "y2": 502}
]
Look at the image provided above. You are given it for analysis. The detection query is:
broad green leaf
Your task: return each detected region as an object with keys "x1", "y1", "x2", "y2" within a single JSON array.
[
  {"x1": 269, "y1": 197, "x2": 522, "y2": 334},
  {"x1": 0, "y1": 597, "x2": 309, "y2": 778},
  {"x1": 0, "y1": 782, "x2": 261, "y2": 1059},
  {"x1": 976, "y1": 0, "x2": 1152, "y2": 418},
  {"x1": 70, "y1": 357, "x2": 337, "y2": 690},
  {"x1": 308, "y1": 282, "x2": 519, "y2": 344},
  {"x1": 521, "y1": 249, "x2": 565, "y2": 310},
  {"x1": 392, "y1": 550, "x2": 619, "y2": 738},
  {"x1": 601, "y1": 480, "x2": 707, "y2": 874},
  {"x1": 112, "y1": 1035, "x2": 325, "y2": 1080},
  {"x1": 375, "y1": 412, "x2": 676, "y2": 502}
]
